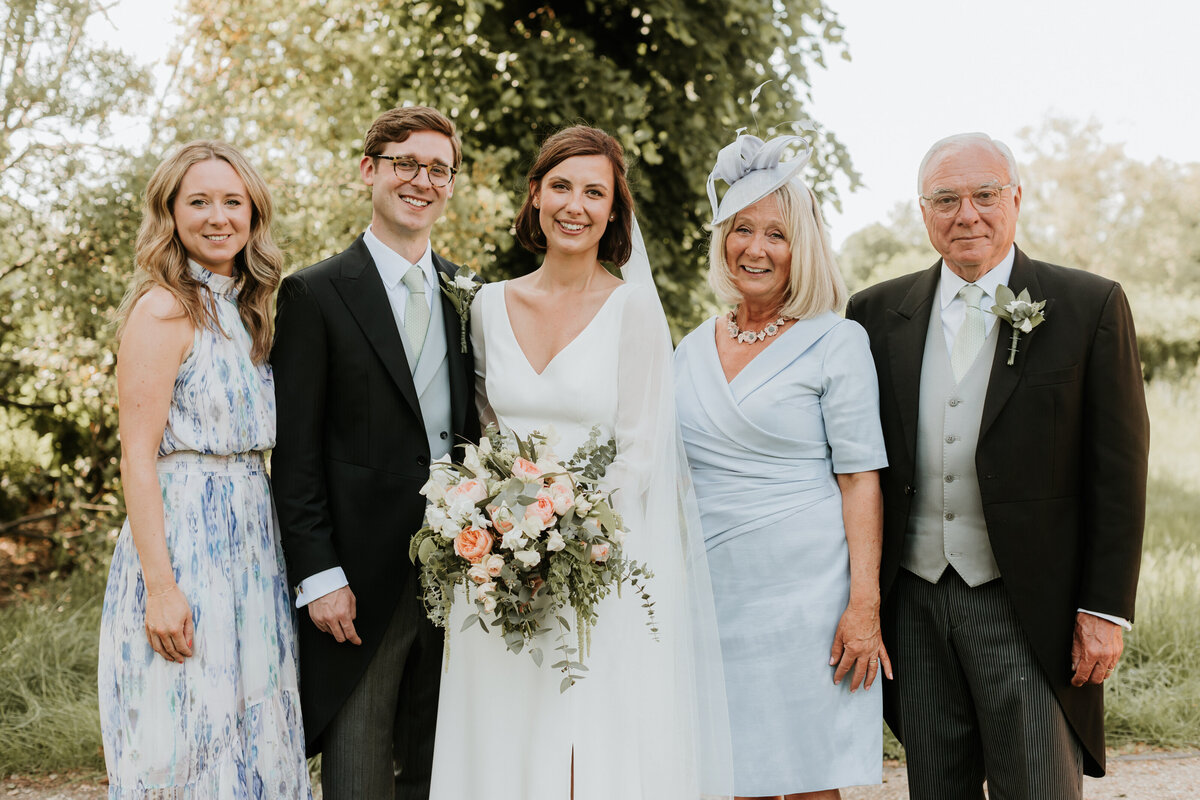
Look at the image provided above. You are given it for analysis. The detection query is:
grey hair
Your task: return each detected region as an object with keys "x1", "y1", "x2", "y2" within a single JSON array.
[{"x1": 917, "y1": 133, "x2": 1021, "y2": 195}]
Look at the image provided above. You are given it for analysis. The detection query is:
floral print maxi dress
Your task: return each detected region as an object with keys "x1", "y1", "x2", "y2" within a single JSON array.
[{"x1": 98, "y1": 261, "x2": 311, "y2": 799}]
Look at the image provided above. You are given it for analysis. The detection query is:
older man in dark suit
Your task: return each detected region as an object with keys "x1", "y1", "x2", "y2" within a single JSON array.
[
  {"x1": 271, "y1": 106, "x2": 479, "y2": 800},
  {"x1": 845, "y1": 133, "x2": 1149, "y2": 798}
]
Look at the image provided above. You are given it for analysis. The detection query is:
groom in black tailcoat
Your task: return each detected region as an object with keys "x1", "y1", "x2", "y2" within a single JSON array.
[
  {"x1": 271, "y1": 106, "x2": 479, "y2": 799},
  {"x1": 846, "y1": 133, "x2": 1149, "y2": 798}
]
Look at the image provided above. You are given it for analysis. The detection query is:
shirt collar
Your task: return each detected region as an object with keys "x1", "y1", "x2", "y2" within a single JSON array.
[
  {"x1": 363, "y1": 226, "x2": 436, "y2": 290},
  {"x1": 939, "y1": 245, "x2": 1015, "y2": 309}
]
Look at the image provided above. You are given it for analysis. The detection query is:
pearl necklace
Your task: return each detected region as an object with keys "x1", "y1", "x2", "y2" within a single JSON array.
[{"x1": 725, "y1": 309, "x2": 793, "y2": 344}]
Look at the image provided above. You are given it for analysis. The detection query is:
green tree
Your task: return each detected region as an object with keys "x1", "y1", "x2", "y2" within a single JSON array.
[
  {"x1": 838, "y1": 201, "x2": 935, "y2": 291},
  {"x1": 0, "y1": 0, "x2": 150, "y2": 534},
  {"x1": 166, "y1": 0, "x2": 858, "y2": 332},
  {"x1": 839, "y1": 118, "x2": 1200, "y2": 379}
]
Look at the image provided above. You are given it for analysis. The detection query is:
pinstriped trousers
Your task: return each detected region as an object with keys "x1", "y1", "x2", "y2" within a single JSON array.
[
  {"x1": 893, "y1": 569, "x2": 1083, "y2": 800},
  {"x1": 320, "y1": 569, "x2": 443, "y2": 800}
]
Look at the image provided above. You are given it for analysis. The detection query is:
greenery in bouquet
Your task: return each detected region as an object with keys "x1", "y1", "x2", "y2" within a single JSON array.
[{"x1": 410, "y1": 425, "x2": 655, "y2": 692}]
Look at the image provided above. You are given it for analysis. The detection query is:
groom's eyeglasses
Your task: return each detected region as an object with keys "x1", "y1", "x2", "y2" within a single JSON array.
[
  {"x1": 372, "y1": 155, "x2": 458, "y2": 187},
  {"x1": 919, "y1": 182, "x2": 1016, "y2": 217}
]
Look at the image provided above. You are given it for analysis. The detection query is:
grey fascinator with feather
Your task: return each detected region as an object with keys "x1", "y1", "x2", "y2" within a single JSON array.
[{"x1": 706, "y1": 132, "x2": 812, "y2": 224}]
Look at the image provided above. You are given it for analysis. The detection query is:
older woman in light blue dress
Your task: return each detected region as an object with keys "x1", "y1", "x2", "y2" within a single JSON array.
[
  {"x1": 99, "y1": 141, "x2": 310, "y2": 799},
  {"x1": 676, "y1": 133, "x2": 890, "y2": 800}
]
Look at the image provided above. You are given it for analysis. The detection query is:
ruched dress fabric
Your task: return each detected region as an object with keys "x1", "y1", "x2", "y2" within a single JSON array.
[
  {"x1": 430, "y1": 280, "x2": 730, "y2": 800},
  {"x1": 98, "y1": 262, "x2": 311, "y2": 799},
  {"x1": 675, "y1": 312, "x2": 888, "y2": 795}
]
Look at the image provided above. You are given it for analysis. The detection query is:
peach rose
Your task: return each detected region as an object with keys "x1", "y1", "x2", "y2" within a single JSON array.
[
  {"x1": 483, "y1": 553, "x2": 506, "y2": 578},
  {"x1": 467, "y1": 564, "x2": 490, "y2": 584},
  {"x1": 524, "y1": 492, "x2": 556, "y2": 529},
  {"x1": 446, "y1": 478, "x2": 487, "y2": 506},
  {"x1": 549, "y1": 482, "x2": 575, "y2": 515},
  {"x1": 511, "y1": 457, "x2": 542, "y2": 482},
  {"x1": 590, "y1": 543, "x2": 611, "y2": 563},
  {"x1": 454, "y1": 527, "x2": 494, "y2": 563}
]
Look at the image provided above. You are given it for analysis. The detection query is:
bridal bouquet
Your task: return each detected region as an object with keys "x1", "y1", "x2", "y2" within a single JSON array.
[{"x1": 410, "y1": 425, "x2": 654, "y2": 691}]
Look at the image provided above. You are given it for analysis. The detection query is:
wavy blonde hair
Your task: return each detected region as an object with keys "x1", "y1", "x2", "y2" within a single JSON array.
[
  {"x1": 115, "y1": 140, "x2": 282, "y2": 363},
  {"x1": 707, "y1": 180, "x2": 847, "y2": 320}
]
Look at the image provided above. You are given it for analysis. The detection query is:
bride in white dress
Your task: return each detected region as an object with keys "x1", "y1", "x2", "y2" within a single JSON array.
[{"x1": 428, "y1": 126, "x2": 731, "y2": 800}]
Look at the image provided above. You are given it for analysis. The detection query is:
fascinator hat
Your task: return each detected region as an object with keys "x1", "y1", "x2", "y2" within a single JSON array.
[{"x1": 706, "y1": 131, "x2": 812, "y2": 224}]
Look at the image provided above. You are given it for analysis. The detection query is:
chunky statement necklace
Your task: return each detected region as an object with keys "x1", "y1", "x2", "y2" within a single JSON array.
[{"x1": 725, "y1": 308, "x2": 793, "y2": 344}]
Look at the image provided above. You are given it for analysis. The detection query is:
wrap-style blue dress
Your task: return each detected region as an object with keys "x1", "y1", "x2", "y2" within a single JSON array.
[{"x1": 675, "y1": 312, "x2": 888, "y2": 795}]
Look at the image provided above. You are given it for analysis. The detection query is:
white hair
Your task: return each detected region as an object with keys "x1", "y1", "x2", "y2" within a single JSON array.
[{"x1": 917, "y1": 133, "x2": 1021, "y2": 195}]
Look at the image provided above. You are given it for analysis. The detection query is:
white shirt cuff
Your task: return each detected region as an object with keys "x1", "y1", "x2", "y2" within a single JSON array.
[
  {"x1": 1078, "y1": 608, "x2": 1132, "y2": 631},
  {"x1": 295, "y1": 567, "x2": 349, "y2": 608}
]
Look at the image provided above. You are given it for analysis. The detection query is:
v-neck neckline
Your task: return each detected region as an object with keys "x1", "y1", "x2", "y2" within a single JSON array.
[
  {"x1": 711, "y1": 315, "x2": 801, "y2": 385},
  {"x1": 499, "y1": 281, "x2": 627, "y2": 376}
]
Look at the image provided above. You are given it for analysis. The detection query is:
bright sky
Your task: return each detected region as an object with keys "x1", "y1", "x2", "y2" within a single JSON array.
[
  {"x1": 809, "y1": 0, "x2": 1200, "y2": 244},
  {"x1": 91, "y1": 0, "x2": 1200, "y2": 246}
]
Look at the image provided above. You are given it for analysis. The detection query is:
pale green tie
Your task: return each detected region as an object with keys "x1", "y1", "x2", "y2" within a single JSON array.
[
  {"x1": 951, "y1": 283, "x2": 987, "y2": 382},
  {"x1": 402, "y1": 265, "x2": 430, "y2": 363}
]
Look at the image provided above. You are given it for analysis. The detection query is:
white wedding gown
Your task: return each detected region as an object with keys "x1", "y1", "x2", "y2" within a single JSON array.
[{"x1": 429, "y1": 279, "x2": 731, "y2": 800}]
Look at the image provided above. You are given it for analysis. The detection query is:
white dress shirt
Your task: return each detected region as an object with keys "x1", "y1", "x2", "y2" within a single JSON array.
[
  {"x1": 934, "y1": 247, "x2": 1130, "y2": 631},
  {"x1": 294, "y1": 228, "x2": 437, "y2": 608}
]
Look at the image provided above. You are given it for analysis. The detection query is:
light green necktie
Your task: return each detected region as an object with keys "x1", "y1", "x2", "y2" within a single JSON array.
[
  {"x1": 402, "y1": 265, "x2": 430, "y2": 363},
  {"x1": 951, "y1": 283, "x2": 987, "y2": 382}
]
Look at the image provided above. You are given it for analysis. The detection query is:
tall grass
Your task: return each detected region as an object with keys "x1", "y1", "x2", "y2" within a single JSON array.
[
  {"x1": 0, "y1": 569, "x2": 105, "y2": 775},
  {"x1": 0, "y1": 379, "x2": 1197, "y2": 776},
  {"x1": 1105, "y1": 375, "x2": 1200, "y2": 749}
]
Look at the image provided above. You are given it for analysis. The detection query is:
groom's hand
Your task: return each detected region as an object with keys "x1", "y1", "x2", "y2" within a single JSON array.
[
  {"x1": 309, "y1": 585, "x2": 362, "y2": 645},
  {"x1": 1070, "y1": 612, "x2": 1123, "y2": 687}
]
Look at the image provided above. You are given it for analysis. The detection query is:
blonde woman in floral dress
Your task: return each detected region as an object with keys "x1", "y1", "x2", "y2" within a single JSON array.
[{"x1": 98, "y1": 141, "x2": 310, "y2": 799}]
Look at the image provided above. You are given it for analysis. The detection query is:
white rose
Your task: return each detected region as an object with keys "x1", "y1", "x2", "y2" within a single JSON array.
[
  {"x1": 425, "y1": 505, "x2": 448, "y2": 529},
  {"x1": 475, "y1": 581, "x2": 496, "y2": 602},
  {"x1": 454, "y1": 274, "x2": 476, "y2": 291},
  {"x1": 574, "y1": 495, "x2": 593, "y2": 515},
  {"x1": 482, "y1": 593, "x2": 498, "y2": 614},
  {"x1": 439, "y1": 519, "x2": 461, "y2": 540},
  {"x1": 514, "y1": 549, "x2": 542, "y2": 569},
  {"x1": 419, "y1": 479, "x2": 446, "y2": 503},
  {"x1": 478, "y1": 435, "x2": 493, "y2": 456},
  {"x1": 519, "y1": 516, "x2": 545, "y2": 539},
  {"x1": 545, "y1": 530, "x2": 566, "y2": 552},
  {"x1": 467, "y1": 565, "x2": 490, "y2": 584},
  {"x1": 463, "y1": 448, "x2": 484, "y2": 475},
  {"x1": 502, "y1": 528, "x2": 527, "y2": 551}
]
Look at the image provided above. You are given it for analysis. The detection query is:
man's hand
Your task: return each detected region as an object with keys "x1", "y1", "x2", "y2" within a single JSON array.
[
  {"x1": 1070, "y1": 611, "x2": 1123, "y2": 687},
  {"x1": 308, "y1": 585, "x2": 362, "y2": 645}
]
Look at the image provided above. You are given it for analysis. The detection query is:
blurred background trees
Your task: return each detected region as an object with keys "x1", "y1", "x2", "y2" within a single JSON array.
[{"x1": 2, "y1": 0, "x2": 1198, "y2": 579}]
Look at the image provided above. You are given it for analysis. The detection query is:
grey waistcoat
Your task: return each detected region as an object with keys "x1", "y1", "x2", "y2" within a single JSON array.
[
  {"x1": 399, "y1": 290, "x2": 453, "y2": 462},
  {"x1": 902, "y1": 296, "x2": 1002, "y2": 586}
]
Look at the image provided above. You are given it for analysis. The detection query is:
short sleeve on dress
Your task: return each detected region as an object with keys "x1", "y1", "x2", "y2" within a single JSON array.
[{"x1": 820, "y1": 320, "x2": 888, "y2": 474}]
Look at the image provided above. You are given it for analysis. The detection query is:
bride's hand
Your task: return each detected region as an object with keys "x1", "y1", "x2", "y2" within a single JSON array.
[{"x1": 829, "y1": 601, "x2": 888, "y2": 691}]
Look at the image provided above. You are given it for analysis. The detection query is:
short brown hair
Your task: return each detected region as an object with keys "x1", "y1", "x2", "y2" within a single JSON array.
[
  {"x1": 514, "y1": 126, "x2": 634, "y2": 266},
  {"x1": 363, "y1": 106, "x2": 462, "y2": 168}
]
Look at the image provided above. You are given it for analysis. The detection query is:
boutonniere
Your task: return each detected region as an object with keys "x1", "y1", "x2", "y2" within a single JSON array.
[
  {"x1": 990, "y1": 285, "x2": 1047, "y2": 365},
  {"x1": 439, "y1": 266, "x2": 481, "y2": 354}
]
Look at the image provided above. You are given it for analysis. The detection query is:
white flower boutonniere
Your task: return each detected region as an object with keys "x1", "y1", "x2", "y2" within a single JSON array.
[
  {"x1": 439, "y1": 266, "x2": 481, "y2": 353},
  {"x1": 990, "y1": 284, "x2": 1047, "y2": 365}
]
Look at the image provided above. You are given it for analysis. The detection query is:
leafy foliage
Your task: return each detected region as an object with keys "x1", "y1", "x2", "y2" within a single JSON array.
[
  {"x1": 168, "y1": 0, "x2": 857, "y2": 333},
  {"x1": 0, "y1": 0, "x2": 151, "y2": 549}
]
